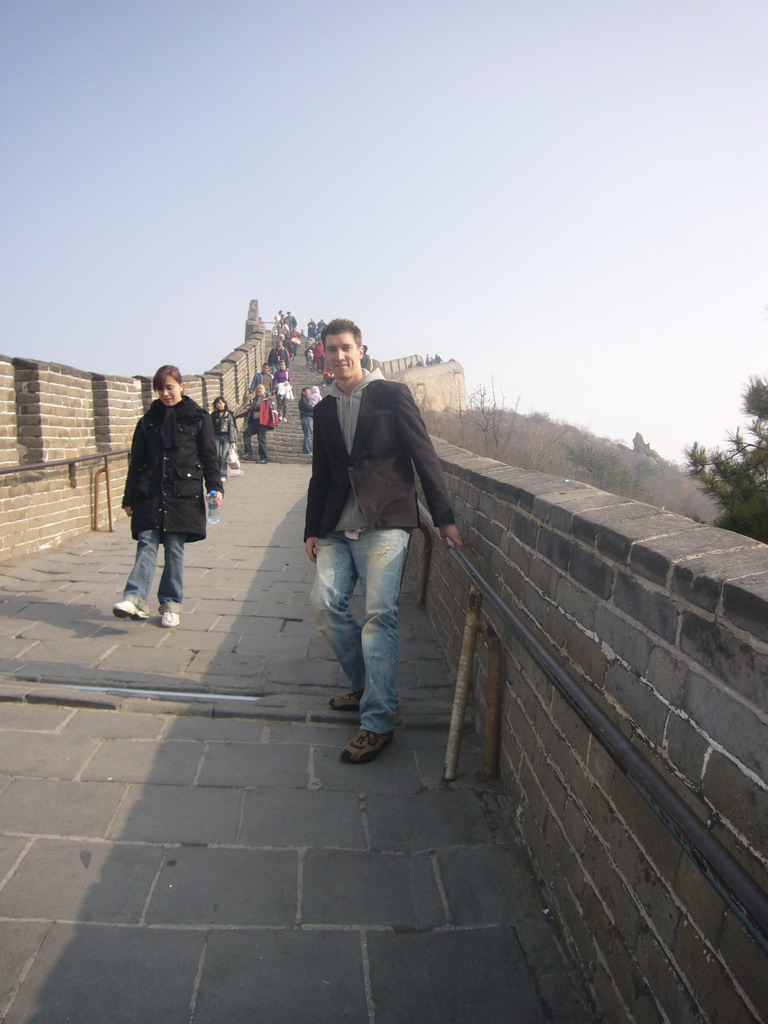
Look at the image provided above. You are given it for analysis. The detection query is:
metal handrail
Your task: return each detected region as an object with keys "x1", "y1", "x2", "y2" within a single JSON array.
[
  {"x1": 416, "y1": 501, "x2": 768, "y2": 954},
  {"x1": 0, "y1": 449, "x2": 130, "y2": 476},
  {"x1": 0, "y1": 449, "x2": 130, "y2": 532}
]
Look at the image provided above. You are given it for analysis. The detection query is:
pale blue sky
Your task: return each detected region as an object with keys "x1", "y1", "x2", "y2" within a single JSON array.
[{"x1": 1, "y1": 0, "x2": 765, "y2": 462}]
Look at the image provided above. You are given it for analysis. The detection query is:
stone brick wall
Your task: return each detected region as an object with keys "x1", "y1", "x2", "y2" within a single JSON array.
[
  {"x1": 387, "y1": 359, "x2": 466, "y2": 414},
  {"x1": 0, "y1": 357, "x2": 17, "y2": 467},
  {"x1": 413, "y1": 439, "x2": 768, "y2": 1024},
  {"x1": 377, "y1": 354, "x2": 424, "y2": 375},
  {"x1": 0, "y1": 308, "x2": 266, "y2": 558}
]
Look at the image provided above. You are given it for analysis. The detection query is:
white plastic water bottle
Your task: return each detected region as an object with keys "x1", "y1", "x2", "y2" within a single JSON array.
[{"x1": 207, "y1": 490, "x2": 220, "y2": 525}]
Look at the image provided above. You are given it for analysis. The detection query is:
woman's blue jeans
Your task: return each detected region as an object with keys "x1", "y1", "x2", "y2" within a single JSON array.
[
  {"x1": 123, "y1": 530, "x2": 186, "y2": 613},
  {"x1": 215, "y1": 436, "x2": 230, "y2": 477},
  {"x1": 310, "y1": 528, "x2": 409, "y2": 734}
]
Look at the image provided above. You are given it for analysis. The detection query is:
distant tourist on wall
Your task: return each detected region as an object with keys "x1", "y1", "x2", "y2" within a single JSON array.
[
  {"x1": 272, "y1": 360, "x2": 293, "y2": 421},
  {"x1": 211, "y1": 397, "x2": 237, "y2": 480},
  {"x1": 267, "y1": 338, "x2": 290, "y2": 372},
  {"x1": 249, "y1": 362, "x2": 272, "y2": 397},
  {"x1": 313, "y1": 338, "x2": 325, "y2": 373},
  {"x1": 360, "y1": 345, "x2": 373, "y2": 371},
  {"x1": 298, "y1": 387, "x2": 314, "y2": 454},
  {"x1": 112, "y1": 365, "x2": 222, "y2": 630},
  {"x1": 252, "y1": 384, "x2": 277, "y2": 463}
]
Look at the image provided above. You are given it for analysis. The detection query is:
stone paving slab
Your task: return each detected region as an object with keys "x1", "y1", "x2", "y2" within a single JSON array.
[
  {"x1": 145, "y1": 847, "x2": 298, "y2": 926},
  {"x1": 0, "y1": 732, "x2": 101, "y2": 778},
  {"x1": 302, "y1": 849, "x2": 447, "y2": 928},
  {"x1": 0, "y1": 838, "x2": 164, "y2": 922},
  {"x1": 194, "y1": 930, "x2": 368, "y2": 1024},
  {"x1": 0, "y1": 465, "x2": 599, "y2": 1023},
  {"x1": 3, "y1": 924, "x2": 205, "y2": 1024},
  {"x1": 240, "y1": 788, "x2": 367, "y2": 848},
  {"x1": 0, "y1": 778, "x2": 126, "y2": 836},
  {"x1": 107, "y1": 783, "x2": 244, "y2": 844},
  {"x1": 81, "y1": 737, "x2": 205, "y2": 784},
  {"x1": 368, "y1": 928, "x2": 544, "y2": 1024}
]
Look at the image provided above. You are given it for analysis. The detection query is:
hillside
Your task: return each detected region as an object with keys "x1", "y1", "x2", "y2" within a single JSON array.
[{"x1": 421, "y1": 397, "x2": 717, "y2": 522}]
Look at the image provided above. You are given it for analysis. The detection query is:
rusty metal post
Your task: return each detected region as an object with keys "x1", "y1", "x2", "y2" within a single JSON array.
[
  {"x1": 92, "y1": 467, "x2": 104, "y2": 531},
  {"x1": 480, "y1": 622, "x2": 502, "y2": 777},
  {"x1": 93, "y1": 457, "x2": 116, "y2": 532},
  {"x1": 103, "y1": 455, "x2": 115, "y2": 531},
  {"x1": 443, "y1": 586, "x2": 482, "y2": 781}
]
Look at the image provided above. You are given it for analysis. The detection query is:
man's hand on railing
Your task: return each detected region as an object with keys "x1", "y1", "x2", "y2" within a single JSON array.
[{"x1": 439, "y1": 523, "x2": 463, "y2": 549}]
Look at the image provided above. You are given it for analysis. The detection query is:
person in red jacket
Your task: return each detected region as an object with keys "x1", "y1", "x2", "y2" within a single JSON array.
[{"x1": 313, "y1": 338, "x2": 325, "y2": 374}]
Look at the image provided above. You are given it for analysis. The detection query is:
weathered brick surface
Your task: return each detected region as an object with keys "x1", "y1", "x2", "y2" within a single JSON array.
[
  {"x1": 420, "y1": 441, "x2": 768, "y2": 1024},
  {"x1": 0, "y1": 355, "x2": 18, "y2": 466},
  {"x1": 0, "y1": 318, "x2": 266, "y2": 558}
]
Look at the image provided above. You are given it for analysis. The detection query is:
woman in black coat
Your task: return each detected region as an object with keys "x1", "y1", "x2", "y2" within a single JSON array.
[{"x1": 113, "y1": 365, "x2": 223, "y2": 629}]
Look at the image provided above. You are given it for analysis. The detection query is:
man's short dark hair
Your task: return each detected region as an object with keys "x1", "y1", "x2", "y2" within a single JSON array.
[{"x1": 322, "y1": 318, "x2": 362, "y2": 346}]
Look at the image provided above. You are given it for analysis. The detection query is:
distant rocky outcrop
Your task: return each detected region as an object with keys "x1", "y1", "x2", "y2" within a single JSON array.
[{"x1": 632, "y1": 432, "x2": 661, "y2": 462}]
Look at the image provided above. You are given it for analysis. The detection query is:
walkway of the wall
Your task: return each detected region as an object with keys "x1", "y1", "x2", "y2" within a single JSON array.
[
  {"x1": 0, "y1": 300, "x2": 267, "y2": 559},
  {"x1": 2, "y1": 304, "x2": 766, "y2": 1020},
  {"x1": 414, "y1": 441, "x2": 768, "y2": 1024}
]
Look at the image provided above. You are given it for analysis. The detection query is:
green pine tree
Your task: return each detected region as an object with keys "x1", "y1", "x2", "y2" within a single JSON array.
[{"x1": 685, "y1": 375, "x2": 768, "y2": 542}]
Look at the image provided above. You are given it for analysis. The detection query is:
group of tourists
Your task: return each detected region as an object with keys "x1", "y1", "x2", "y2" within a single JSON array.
[
  {"x1": 305, "y1": 317, "x2": 327, "y2": 340},
  {"x1": 112, "y1": 317, "x2": 460, "y2": 767}
]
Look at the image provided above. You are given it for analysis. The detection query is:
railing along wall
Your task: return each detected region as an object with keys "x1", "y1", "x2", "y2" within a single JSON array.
[
  {"x1": 0, "y1": 301, "x2": 267, "y2": 559},
  {"x1": 410, "y1": 439, "x2": 768, "y2": 1024}
]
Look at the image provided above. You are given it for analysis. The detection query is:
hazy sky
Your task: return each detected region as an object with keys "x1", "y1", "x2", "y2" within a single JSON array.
[{"x1": 1, "y1": 0, "x2": 765, "y2": 463}]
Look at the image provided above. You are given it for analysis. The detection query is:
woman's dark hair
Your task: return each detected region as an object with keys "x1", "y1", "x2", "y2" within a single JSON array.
[
  {"x1": 152, "y1": 365, "x2": 183, "y2": 391},
  {"x1": 212, "y1": 397, "x2": 228, "y2": 411}
]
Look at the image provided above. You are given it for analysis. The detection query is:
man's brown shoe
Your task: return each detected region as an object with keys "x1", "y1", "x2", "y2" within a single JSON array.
[
  {"x1": 329, "y1": 689, "x2": 363, "y2": 712},
  {"x1": 340, "y1": 729, "x2": 393, "y2": 764}
]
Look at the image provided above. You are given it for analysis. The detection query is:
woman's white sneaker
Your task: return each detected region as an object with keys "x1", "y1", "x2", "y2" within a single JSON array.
[
  {"x1": 161, "y1": 611, "x2": 180, "y2": 628},
  {"x1": 113, "y1": 599, "x2": 149, "y2": 620}
]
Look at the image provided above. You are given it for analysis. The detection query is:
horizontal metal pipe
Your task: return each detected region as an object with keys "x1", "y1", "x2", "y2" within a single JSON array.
[
  {"x1": 0, "y1": 449, "x2": 130, "y2": 477},
  {"x1": 23, "y1": 682, "x2": 263, "y2": 703}
]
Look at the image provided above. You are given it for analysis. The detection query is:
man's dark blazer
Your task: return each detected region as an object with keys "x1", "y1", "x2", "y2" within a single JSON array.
[{"x1": 304, "y1": 380, "x2": 455, "y2": 540}]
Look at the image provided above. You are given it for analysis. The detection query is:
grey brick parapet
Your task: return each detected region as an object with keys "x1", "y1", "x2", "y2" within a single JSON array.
[
  {"x1": 416, "y1": 438, "x2": 768, "y2": 1024},
  {"x1": 0, "y1": 304, "x2": 267, "y2": 558}
]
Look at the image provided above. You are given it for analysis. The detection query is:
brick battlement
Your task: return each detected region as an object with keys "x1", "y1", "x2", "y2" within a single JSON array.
[
  {"x1": 0, "y1": 301, "x2": 267, "y2": 558},
  {"x1": 414, "y1": 444, "x2": 768, "y2": 1024}
]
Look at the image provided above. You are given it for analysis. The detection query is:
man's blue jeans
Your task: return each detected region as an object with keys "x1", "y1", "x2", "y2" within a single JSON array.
[
  {"x1": 123, "y1": 530, "x2": 186, "y2": 613},
  {"x1": 310, "y1": 528, "x2": 410, "y2": 734},
  {"x1": 301, "y1": 416, "x2": 313, "y2": 454}
]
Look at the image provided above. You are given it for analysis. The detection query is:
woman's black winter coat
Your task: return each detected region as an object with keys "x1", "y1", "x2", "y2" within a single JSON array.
[{"x1": 122, "y1": 396, "x2": 223, "y2": 542}]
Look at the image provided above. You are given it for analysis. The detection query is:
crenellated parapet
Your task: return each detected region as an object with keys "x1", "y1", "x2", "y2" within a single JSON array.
[{"x1": 0, "y1": 304, "x2": 267, "y2": 558}]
